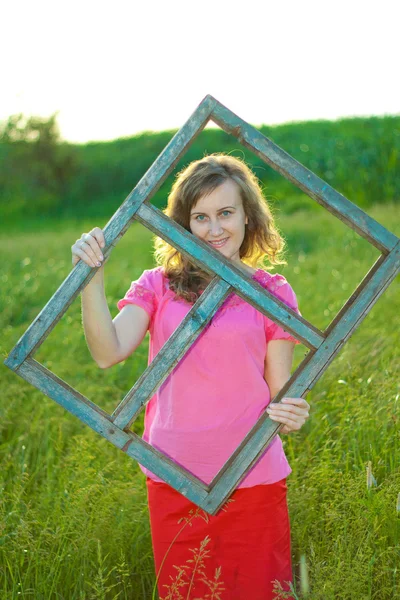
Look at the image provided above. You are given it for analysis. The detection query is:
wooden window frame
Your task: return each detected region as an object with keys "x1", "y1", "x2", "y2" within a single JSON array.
[{"x1": 4, "y1": 95, "x2": 400, "y2": 515}]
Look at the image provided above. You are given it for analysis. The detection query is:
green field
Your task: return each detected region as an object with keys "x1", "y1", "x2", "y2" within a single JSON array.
[{"x1": 1, "y1": 203, "x2": 399, "y2": 599}]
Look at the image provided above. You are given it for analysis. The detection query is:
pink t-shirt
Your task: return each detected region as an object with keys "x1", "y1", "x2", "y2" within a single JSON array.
[{"x1": 117, "y1": 266, "x2": 301, "y2": 488}]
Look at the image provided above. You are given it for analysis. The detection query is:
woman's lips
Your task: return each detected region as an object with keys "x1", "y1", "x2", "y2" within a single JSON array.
[{"x1": 208, "y1": 237, "x2": 229, "y2": 248}]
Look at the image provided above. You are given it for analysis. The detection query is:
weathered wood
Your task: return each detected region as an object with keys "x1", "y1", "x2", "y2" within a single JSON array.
[
  {"x1": 4, "y1": 93, "x2": 400, "y2": 515},
  {"x1": 4, "y1": 260, "x2": 103, "y2": 371},
  {"x1": 202, "y1": 240, "x2": 400, "y2": 513},
  {"x1": 209, "y1": 97, "x2": 398, "y2": 254},
  {"x1": 101, "y1": 94, "x2": 218, "y2": 249},
  {"x1": 136, "y1": 203, "x2": 323, "y2": 349},
  {"x1": 18, "y1": 358, "x2": 210, "y2": 503},
  {"x1": 4, "y1": 95, "x2": 217, "y2": 371}
]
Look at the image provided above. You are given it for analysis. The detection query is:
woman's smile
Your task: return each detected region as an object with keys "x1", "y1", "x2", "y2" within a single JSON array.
[{"x1": 208, "y1": 237, "x2": 229, "y2": 248}]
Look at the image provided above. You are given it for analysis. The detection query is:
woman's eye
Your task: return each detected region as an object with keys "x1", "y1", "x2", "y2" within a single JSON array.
[{"x1": 194, "y1": 211, "x2": 231, "y2": 221}]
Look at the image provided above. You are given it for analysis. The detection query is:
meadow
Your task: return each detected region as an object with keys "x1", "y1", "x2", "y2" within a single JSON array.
[{"x1": 0, "y1": 201, "x2": 399, "y2": 599}]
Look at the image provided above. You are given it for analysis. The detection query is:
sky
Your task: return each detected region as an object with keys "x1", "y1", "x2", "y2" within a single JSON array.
[{"x1": 2, "y1": 0, "x2": 399, "y2": 144}]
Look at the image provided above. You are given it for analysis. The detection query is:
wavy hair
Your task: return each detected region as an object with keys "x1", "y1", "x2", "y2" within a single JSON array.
[{"x1": 153, "y1": 153, "x2": 287, "y2": 302}]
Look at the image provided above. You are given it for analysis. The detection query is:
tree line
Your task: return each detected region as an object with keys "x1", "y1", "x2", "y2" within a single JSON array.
[{"x1": 0, "y1": 111, "x2": 399, "y2": 225}]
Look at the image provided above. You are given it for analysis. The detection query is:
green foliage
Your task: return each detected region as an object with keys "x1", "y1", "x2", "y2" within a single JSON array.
[
  {"x1": 0, "y1": 113, "x2": 77, "y2": 218},
  {"x1": 0, "y1": 204, "x2": 399, "y2": 598},
  {"x1": 1, "y1": 113, "x2": 399, "y2": 231}
]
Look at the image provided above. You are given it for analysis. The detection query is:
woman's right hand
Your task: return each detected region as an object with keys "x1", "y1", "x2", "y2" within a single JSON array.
[{"x1": 71, "y1": 227, "x2": 106, "y2": 268}]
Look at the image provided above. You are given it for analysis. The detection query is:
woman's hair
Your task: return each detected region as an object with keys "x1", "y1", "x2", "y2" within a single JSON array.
[{"x1": 154, "y1": 153, "x2": 287, "y2": 302}]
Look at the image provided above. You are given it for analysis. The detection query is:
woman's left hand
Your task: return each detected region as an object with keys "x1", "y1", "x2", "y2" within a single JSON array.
[{"x1": 266, "y1": 397, "x2": 310, "y2": 434}]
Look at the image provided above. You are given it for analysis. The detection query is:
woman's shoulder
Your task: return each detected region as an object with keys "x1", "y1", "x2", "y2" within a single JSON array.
[
  {"x1": 132, "y1": 265, "x2": 167, "y2": 296},
  {"x1": 252, "y1": 269, "x2": 300, "y2": 312},
  {"x1": 238, "y1": 263, "x2": 288, "y2": 287},
  {"x1": 142, "y1": 265, "x2": 165, "y2": 277},
  {"x1": 138, "y1": 265, "x2": 166, "y2": 280},
  {"x1": 252, "y1": 268, "x2": 289, "y2": 290}
]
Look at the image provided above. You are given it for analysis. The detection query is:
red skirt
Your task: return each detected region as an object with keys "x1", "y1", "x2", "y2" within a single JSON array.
[{"x1": 146, "y1": 477, "x2": 293, "y2": 600}]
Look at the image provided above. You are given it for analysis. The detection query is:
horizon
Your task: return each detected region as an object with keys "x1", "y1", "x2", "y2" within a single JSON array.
[{"x1": 2, "y1": 108, "x2": 398, "y2": 147}]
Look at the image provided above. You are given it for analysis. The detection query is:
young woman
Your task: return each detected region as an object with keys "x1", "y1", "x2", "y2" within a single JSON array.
[{"x1": 71, "y1": 153, "x2": 310, "y2": 599}]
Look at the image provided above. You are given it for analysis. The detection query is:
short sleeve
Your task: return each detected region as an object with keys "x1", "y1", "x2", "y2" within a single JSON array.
[
  {"x1": 117, "y1": 268, "x2": 163, "y2": 330},
  {"x1": 256, "y1": 272, "x2": 302, "y2": 345}
]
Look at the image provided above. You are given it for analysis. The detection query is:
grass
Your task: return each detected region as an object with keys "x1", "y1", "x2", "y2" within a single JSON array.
[{"x1": 0, "y1": 202, "x2": 399, "y2": 599}]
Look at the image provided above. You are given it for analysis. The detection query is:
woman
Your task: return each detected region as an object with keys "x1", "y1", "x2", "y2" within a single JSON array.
[{"x1": 72, "y1": 153, "x2": 310, "y2": 599}]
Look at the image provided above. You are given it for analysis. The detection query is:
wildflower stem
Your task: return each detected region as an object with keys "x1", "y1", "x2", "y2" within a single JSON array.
[
  {"x1": 152, "y1": 512, "x2": 198, "y2": 600},
  {"x1": 186, "y1": 537, "x2": 210, "y2": 600}
]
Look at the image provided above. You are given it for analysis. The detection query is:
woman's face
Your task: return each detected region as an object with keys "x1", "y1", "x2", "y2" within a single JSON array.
[{"x1": 189, "y1": 179, "x2": 248, "y2": 266}]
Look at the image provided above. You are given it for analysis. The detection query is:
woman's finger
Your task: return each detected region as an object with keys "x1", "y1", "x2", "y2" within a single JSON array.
[
  {"x1": 268, "y1": 412, "x2": 306, "y2": 426},
  {"x1": 80, "y1": 233, "x2": 104, "y2": 264},
  {"x1": 267, "y1": 411, "x2": 309, "y2": 425},
  {"x1": 282, "y1": 397, "x2": 310, "y2": 410},
  {"x1": 280, "y1": 425, "x2": 293, "y2": 434},
  {"x1": 267, "y1": 405, "x2": 309, "y2": 418},
  {"x1": 80, "y1": 232, "x2": 104, "y2": 264},
  {"x1": 71, "y1": 227, "x2": 106, "y2": 268},
  {"x1": 89, "y1": 227, "x2": 106, "y2": 250},
  {"x1": 268, "y1": 413, "x2": 304, "y2": 431},
  {"x1": 72, "y1": 243, "x2": 98, "y2": 268},
  {"x1": 79, "y1": 239, "x2": 100, "y2": 266}
]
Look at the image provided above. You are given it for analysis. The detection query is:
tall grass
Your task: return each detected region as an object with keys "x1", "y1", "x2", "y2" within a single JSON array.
[{"x1": 0, "y1": 203, "x2": 399, "y2": 598}]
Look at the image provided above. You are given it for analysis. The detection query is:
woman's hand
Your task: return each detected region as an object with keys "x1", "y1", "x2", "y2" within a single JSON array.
[
  {"x1": 266, "y1": 397, "x2": 310, "y2": 434},
  {"x1": 71, "y1": 227, "x2": 106, "y2": 268}
]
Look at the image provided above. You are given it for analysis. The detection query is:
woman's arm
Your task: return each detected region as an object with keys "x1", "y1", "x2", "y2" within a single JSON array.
[
  {"x1": 72, "y1": 227, "x2": 151, "y2": 369},
  {"x1": 263, "y1": 339, "x2": 310, "y2": 433},
  {"x1": 81, "y1": 270, "x2": 150, "y2": 369}
]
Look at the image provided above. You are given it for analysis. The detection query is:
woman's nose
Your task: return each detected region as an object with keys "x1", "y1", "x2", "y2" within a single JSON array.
[{"x1": 209, "y1": 219, "x2": 223, "y2": 236}]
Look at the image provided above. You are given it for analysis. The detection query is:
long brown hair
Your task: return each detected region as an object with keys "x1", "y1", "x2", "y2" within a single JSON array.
[{"x1": 153, "y1": 153, "x2": 287, "y2": 302}]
